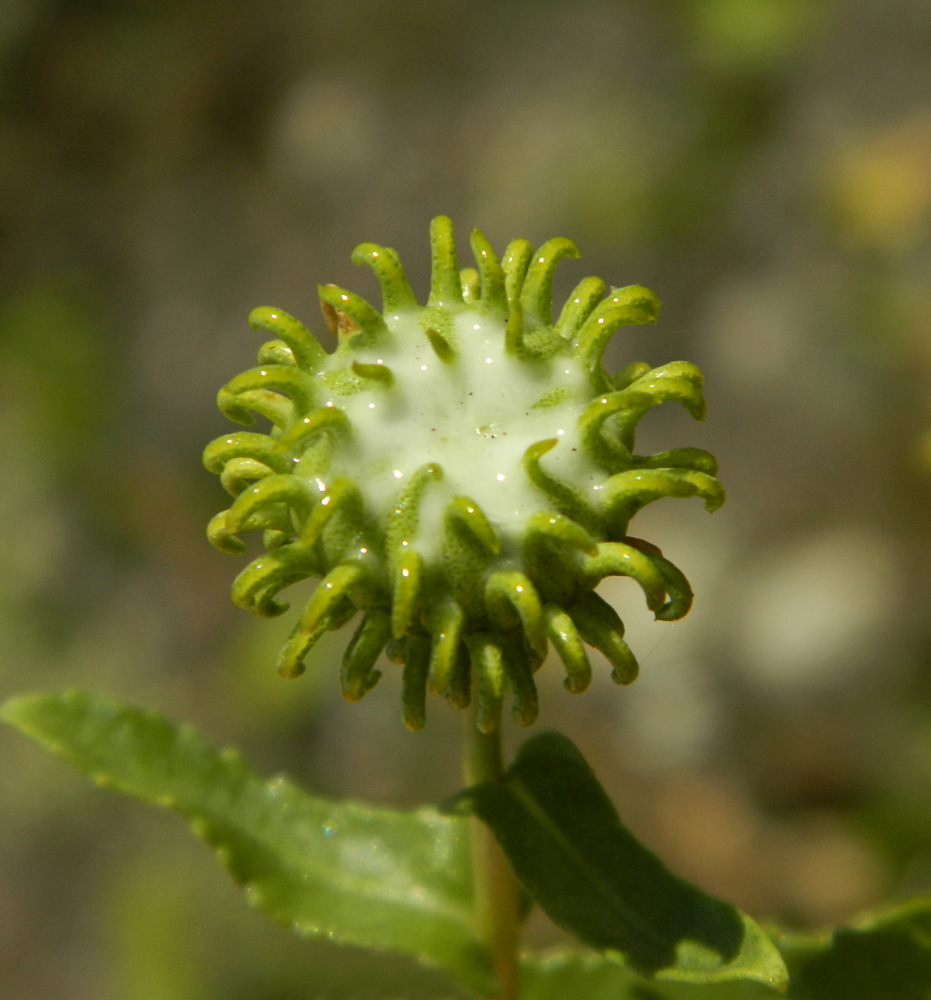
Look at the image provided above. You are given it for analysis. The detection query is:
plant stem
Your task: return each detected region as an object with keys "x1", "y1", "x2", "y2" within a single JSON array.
[{"x1": 462, "y1": 706, "x2": 521, "y2": 1000}]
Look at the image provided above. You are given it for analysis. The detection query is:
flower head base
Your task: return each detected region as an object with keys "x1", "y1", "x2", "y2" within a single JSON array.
[{"x1": 204, "y1": 217, "x2": 723, "y2": 732}]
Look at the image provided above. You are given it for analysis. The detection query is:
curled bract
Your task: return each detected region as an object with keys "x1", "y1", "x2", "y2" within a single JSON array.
[{"x1": 204, "y1": 216, "x2": 723, "y2": 731}]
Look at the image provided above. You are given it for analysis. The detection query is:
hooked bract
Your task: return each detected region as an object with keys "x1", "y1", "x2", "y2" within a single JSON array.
[{"x1": 204, "y1": 217, "x2": 723, "y2": 732}]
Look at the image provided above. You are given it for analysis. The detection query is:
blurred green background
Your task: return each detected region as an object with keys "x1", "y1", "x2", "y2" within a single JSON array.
[{"x1": 2, "y1": 1, "x2": 931, "y2": 997}]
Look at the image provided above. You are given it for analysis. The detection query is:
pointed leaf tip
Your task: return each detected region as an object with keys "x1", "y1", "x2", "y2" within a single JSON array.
[
  {"x1": 458, "y1": 730, "x2": 788, "y2": 991},
  {"x1": 0, "y1": 690, "x2": 497, "y2": 996}
]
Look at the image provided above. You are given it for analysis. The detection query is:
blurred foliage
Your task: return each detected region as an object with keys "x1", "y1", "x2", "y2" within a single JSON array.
[
  {"x1": 2, "y1": 0, "x2": 931, "y2": 997},
  {"x1": 0, "y1": 285, "x2": 113, "y2": 468}
]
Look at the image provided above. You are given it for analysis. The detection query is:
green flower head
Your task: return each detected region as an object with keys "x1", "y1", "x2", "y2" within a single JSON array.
[{"x1": 204, "y1": 217, "x2": 723, "y2": 732}]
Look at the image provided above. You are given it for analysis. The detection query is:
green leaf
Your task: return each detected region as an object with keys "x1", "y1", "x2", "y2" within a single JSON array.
[
  {"x1": 521, "y1": 897, "x2": 931, "y2": 999},
  {"x1": 0, "y1": 690, "x2": 495, "y2": 997},
  {"x1": 780, "y1": 897, "x2": 931, "y2": 999},
  {"x1": 520, "y1": 950, "x2": 769, "y2": 999},
  {"x1": 449, "y1": 731, "x2": 787, "y2": 991}
]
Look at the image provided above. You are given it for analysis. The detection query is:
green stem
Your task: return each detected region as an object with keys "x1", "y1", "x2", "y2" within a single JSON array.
[{"x1": 462, "y1": 705, "x2": 521, "y2": 1000}]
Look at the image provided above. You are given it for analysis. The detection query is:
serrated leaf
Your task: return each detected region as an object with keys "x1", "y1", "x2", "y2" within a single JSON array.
[
  {"x1": 0, "y1": 690, "x2": 495, "y2": 996},
  {"x1": 450, "y1": 731, "x2": 787, "y2": 991},
  {"x1": 521, "y1": 897, "x2": 931, "y2": 999}
]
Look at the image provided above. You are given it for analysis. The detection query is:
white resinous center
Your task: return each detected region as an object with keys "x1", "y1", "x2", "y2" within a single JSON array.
[{"x1": 321, "y1": 309, "x2": 603, "y2": 560}]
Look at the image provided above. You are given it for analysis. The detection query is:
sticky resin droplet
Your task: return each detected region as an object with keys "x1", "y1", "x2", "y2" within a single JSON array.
[{"x1": 205, "y1": 217, "x2": 718, "y2": 730}]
